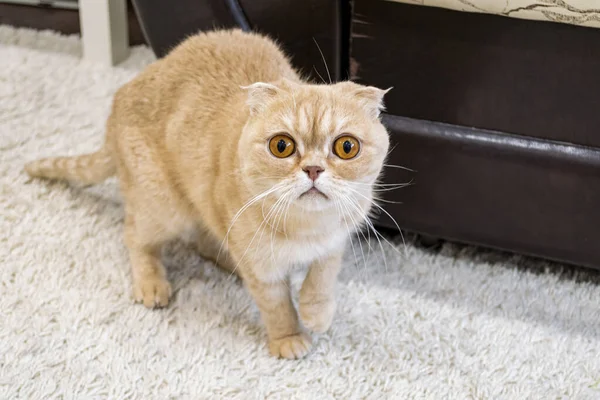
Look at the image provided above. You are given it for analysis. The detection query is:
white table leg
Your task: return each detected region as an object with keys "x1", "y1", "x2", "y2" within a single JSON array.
[{"x1": 79, "y1": 0, "x2": 129, "y2": 66}]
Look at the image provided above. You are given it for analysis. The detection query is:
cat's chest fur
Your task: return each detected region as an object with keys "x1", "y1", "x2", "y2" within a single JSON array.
[{"x1": 249, "y1": 225, "x2": 348, "y2": 282}]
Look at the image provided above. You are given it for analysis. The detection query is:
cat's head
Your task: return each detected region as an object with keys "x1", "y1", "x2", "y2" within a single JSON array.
[{"x1": 239, "y1": 78, "x2": 390, "y2": 214}]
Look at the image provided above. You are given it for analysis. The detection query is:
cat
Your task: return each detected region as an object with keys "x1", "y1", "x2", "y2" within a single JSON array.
[{"x1": 24, "y1": 29, "x2": 391, "y2": 359}]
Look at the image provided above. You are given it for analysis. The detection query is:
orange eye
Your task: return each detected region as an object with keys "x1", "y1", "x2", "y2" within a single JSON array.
[
  {"x1": 333, "y1": 135, "x2": 360, "y2": 160},
  {"x1": 269, "y1": 135, "x2": 296, "y2": 158}
]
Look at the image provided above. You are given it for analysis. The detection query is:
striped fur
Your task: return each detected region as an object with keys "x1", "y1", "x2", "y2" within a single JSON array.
[{"x1": 24, "y1": 146, "x2": 115, "y2": 185}]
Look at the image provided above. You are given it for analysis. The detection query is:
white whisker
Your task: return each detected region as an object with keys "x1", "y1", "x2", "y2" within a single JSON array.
[
  {"x1": 346, "y1": 186, "x2": 408, "y2": 260},
  {"x1": 251, "y1": 191, "x2": 290, "y2": 267},
  {"x1": 338, "y1": 193, "x2": 367, "y2": 276},
  {"x1": 229, "y1": 191, "x2": 289, "y2": 277},
  {"x1": 269, "y1": 191, "x2": 291, "y2": 264},
  {"x1": 371, "y1": 187, "x2": 410, "y2": 194},
  {"x1": 281, "y1": 193, "x2": 294, "y2": 239},
  {"x1": 342, "y1": 192, "x2": 389, "y2": 273},
  {"x1": 312, "y1": 37, "x2": 332, "y2": 84},
  {"x1": 371, "y1": 197, "x2": 403, "y2": 205},
  {"x1": 312, "y1": 66, "x2": 327, "y2": 84},
  {"x1": 334, "y1": 196, "x2": 360, "y2": 274},
  {"x1": 338, "y1": 193, "x2": 370, "y2": 277},
  {"x1": 386, "y1": 143, "x2": 399, "y2": 158},
  {"x1": 353, "y1": 180, "x2": 414, "y2": 188},
  {"x1": 216, "y1": 183, "x2": 283, "y2": 265},
  {"x1": 384, "y1": 163, "x2": 416, "y2": 172}
]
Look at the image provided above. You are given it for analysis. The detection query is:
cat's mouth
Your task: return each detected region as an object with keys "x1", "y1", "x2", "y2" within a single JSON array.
[{"x1": 300, "y1": 186, "x2": 328, "y2": 199}]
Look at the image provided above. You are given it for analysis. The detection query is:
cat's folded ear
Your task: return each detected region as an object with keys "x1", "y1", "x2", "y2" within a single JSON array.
[
  {"x1": 241, "y1": 78, "x2": 297, "y2": 115},
  {"x1": 240, "y1": 82, "x2": 280, "y2": 115},
  {"x1": 354, "y1": 86, "x2": 392, "y2": 119},
  {"x1": 338, "y1": 82, "x2": 392, "y2": 119}
]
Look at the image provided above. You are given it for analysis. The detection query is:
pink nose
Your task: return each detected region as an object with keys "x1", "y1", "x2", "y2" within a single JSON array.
[{"x1": 303, "y1": 165, "x2": 324, "y2": 181}]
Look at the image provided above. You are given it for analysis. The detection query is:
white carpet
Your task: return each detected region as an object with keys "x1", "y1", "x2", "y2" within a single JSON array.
[{"x1": 1, "y1": 26, "x2": 599, "y2": 399}]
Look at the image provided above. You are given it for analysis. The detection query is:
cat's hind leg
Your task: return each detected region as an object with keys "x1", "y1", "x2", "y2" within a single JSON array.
[
  {"x1": 115, "y1": 126, "x2": 185, "y2": 308},
  {"x1": 195, "y1": 227, "x2": 238, "y2": 275}
]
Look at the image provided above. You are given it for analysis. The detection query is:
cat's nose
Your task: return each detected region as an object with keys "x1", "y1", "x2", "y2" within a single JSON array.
[{"x1": 303, "y1": 165, "x2": 324, "y2": 181}]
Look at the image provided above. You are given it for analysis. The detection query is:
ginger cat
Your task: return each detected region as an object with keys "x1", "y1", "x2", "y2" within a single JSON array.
[{"x1": 25, "y1": 29, "x2": 390, "y2": 359}]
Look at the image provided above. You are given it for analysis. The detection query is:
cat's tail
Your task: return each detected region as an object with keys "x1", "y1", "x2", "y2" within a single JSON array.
[{"x1": 24, "y1": 145, "x2": 116, "y2": 185}]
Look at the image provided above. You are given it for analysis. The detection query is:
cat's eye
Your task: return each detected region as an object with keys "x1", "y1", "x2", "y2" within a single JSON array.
[
  {"x1": 333, "y1": 135, "x2": 360, "y2": 160},
  {"x1": 269, "y1": 134, "x2": 296, "y2": 158}
]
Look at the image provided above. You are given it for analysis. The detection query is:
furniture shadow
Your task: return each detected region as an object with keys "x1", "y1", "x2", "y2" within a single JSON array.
[{"x1": 339, "y1": 231, "x2": 600, "y2": 341}]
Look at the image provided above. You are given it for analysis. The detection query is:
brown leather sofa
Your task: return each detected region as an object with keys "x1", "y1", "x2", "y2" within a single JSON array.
[{"x1": 131, "y1": 0, "x2": 600, "y2": 269}]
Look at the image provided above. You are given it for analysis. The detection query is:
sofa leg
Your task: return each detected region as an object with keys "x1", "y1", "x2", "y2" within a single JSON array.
[{"x1": 79, "y1": 0, "x2": 129, "y2": 66}]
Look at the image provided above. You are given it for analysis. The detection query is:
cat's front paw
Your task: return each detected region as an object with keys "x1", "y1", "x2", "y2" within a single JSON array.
[
  {"x1": 269, "y1": 333, "x2": 312, "y2": 359},
  {"x1": 133, "y1": 276, "x2": 172, "y2": 308},
  {"x1": 300, "y1": 298, "x2": 336, "y2": 333}
]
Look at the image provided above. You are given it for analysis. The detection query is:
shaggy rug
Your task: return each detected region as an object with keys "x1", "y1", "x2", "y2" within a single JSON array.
[{"x1": 1, "y1": 26, "x2": 599, "y2": 399}]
